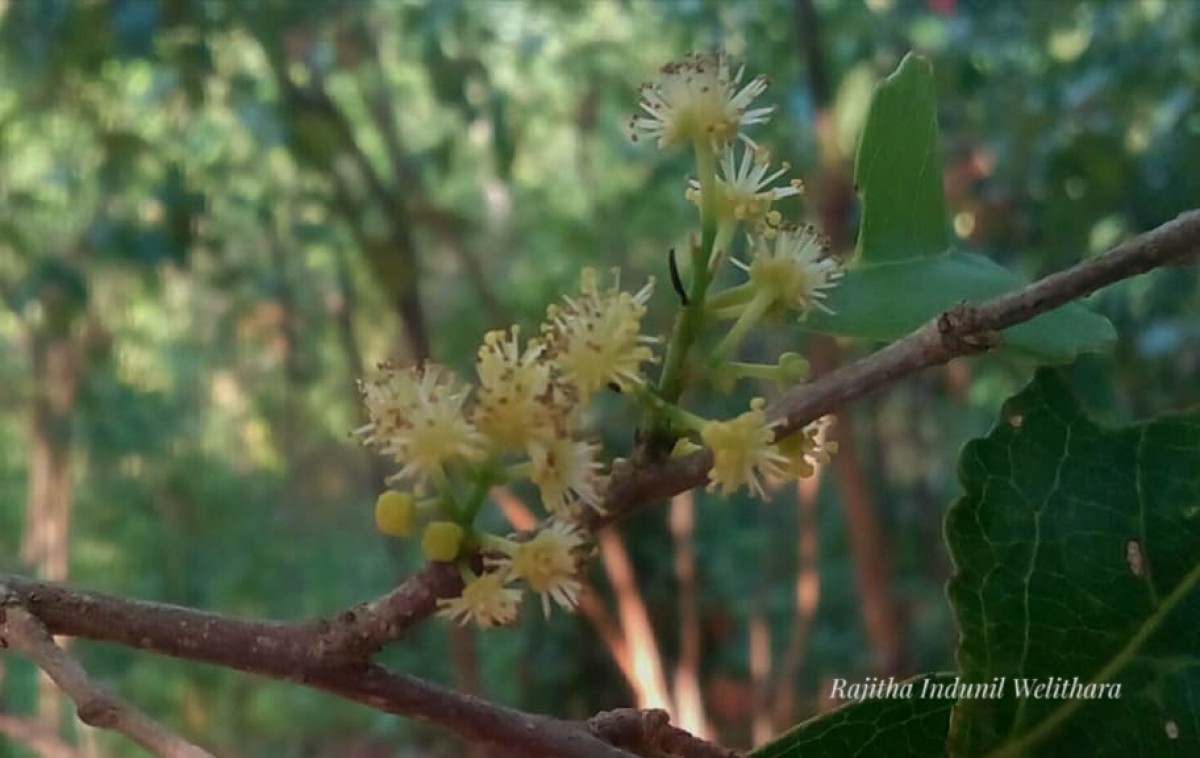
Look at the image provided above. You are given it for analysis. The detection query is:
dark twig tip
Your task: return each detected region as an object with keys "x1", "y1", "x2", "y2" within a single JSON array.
[{"x1": 668, "y1": 248, "x2": 689, "y2": 306}]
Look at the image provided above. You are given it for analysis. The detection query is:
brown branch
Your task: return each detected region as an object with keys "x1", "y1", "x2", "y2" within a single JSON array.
[
  {"x1": 589, "y1": 709, "x2": 738, "y2": 758},
  {"x1": 302, "y1": 665, "x2": 633, "y2": 757},
  {"x1": 771, "y1": 210, "x2": 1200, "y2": 430},
  {"x1": 0, "y1": 571, "x2": 732, "y2": 757},
  {"x1": 3, "y1": 564, "x2": 470, "y2": 691},
  {"x1": 0, "y1": 602, "x2": 213, "y2": 758},
  {"x1": 0, "y1": 576, "x2": 635, "y2": 757}
]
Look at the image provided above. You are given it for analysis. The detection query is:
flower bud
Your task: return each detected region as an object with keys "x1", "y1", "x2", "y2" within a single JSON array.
[
  {"x1": 777, "y1": 352, "x2": 810, "y2": 384},
  {"x1": 375, "y1": 491, "x2": 416, "y2": 537},
  {"x1": 422, "y1": 521, "x2": 465, "y2": 562}
]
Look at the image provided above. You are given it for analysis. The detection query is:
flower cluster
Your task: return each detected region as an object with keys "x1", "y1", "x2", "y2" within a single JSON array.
[
  {"x1": 629, "y1": 50, "x2": 843, "y2": 497},
  {"x1": 357, "y1": 51, "x2": 844, "y2": 630},
  {"x1": 357, "y1": 269, "x2": 656, "y2": 626},
  {"x1": 486, "y1": 522, "x2": 585, "y2": 618},
  {"x1": 544, "y1": 269, "x2": 657, "y2": 400}
]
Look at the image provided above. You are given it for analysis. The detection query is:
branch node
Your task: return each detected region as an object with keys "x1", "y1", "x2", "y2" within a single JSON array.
[
  {"x1": 589, "y1": 707, "x2": 739, "y2": 757},
  {"x1": 936, "y1": 303, "x2": 999, "y2": 353},
  {"x1": 77, "y1": 698, "x2": 120, "y2": 729}
]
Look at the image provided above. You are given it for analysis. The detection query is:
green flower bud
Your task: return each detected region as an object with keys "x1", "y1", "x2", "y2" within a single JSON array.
[
  {"x1": 422, "y1": 521, "x2": 465, "y2": 562},
  {"x1": 375, "y1": 491, "x2": 416, "y2": 537},
  {"x1": 777, "y1": 352, "x2": 810, "y2": 384}
]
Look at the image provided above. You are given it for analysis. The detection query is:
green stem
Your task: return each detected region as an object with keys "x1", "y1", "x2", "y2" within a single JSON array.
[
  {"x1": 706, "y1": 282, "x2": 756, "y2": 311},
  {"x1": 727, "y1": 361, "x2": 782, "y2": 382},
  {"x1": 433, "y1": 469, "x2": 461, "y2": 521},
  {"x1": 461, "y1": 464, "x2": 498, "y2": 525},
  {"x1": 656, "y1": 141, "x2": 719, "y2": 407},
  {"x1": 456, "y1": 563, "x2": 479, "y2": 585},
  {"x1": 708, "y1": 304, "x2": 752, "y2": 321},
  {"x1": 505, "y1": 461, "x2": 532, "y2": 481},
  {"x1": 478, "y1": 533, "x2": 516, "y2": 554},
  {"x1": 660, "y1": 403, "x2": 708, "y2": 433},
  {"x1": 708, "y1": 221, "x2": 736, "y2": 273},
  {"x1": 694, "y1": 142, "x2": 719, "y2": 262},
  {"x1": 714, "y1": 291, "x2": 774, "y2": 358}
]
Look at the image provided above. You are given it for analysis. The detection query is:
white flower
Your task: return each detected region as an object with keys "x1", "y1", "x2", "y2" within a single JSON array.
[
  {"x1": 629, "y1": 52, "x2": 773, "y2": 150},
  {"x1": 686, "y1": 143, "x2": 803, "y2": 230},
  {"x1": 354, "y1": 363, "x2": 485, "y2": 489},
  {"x1": 543, "y1": 268, "x2": 657, "y2": 399},
  {"x1": 700, "y1": 398, "x2": 789, "y2": 499},
  {"x1": 737, "y1": 224, "x2": 842, "y2": 317},
  {"x1": 775, "y1": 418, "x2": 837, "y2": 480},
  {"x1": 474, "y1": 327, "x2": 567, "y2": 451},
  {"x1": 489, "y1": 522, "x2": 585, "y2": 617},
  {"x1": 437, "y1": 572, "x2": 523, "y2": 628},
  {"x1": 527, "y1": 436, "x2": 605, "y2": 513}
]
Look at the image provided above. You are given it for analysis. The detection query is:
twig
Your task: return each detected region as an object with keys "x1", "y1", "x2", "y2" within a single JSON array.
[
  {"x1": 0, "y1": 567, "x2": 460, "y2": 671},
  {"x1": 303, "y1": 666, "x2": 634, "y2": 758},
  {"x1": 768, "y1": 209, "x2": 1200, "y2": 436},
  {"x1": 0, "y1": 576, "x2": 634, "y2": 757},
  {"x1": 589, "y1": 709, "x2": 739, "y2": 758},
  {"x1": 0, "y1": 602, "x2": 213, "y2": 758}
]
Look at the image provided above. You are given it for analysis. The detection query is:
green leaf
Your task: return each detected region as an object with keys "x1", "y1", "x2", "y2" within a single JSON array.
[
  {"x1": 824, "y1": 54, "x2": 1114, "y2": 362},
  {"x1": 945, "y1": 370, "x2": 1200, "y2": 756},
  {"x1": 854, "y1": 53, "x2": 947, "y2": 263},
  {"x1": 750, "y1": 674, "x2": 956, "y2": 757},
  {"x1": 803, "y1": 252, "x2": 1116, "y2": 362}
]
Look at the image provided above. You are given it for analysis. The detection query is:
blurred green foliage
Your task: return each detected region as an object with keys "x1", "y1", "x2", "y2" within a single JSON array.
[{"x1": 1, "y1": 0, "x2": 1197, "y2": 755}]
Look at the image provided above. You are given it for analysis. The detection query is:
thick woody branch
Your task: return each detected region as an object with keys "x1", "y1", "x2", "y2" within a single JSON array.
[
  {"x1": 589, "y1": 708, "x2": 737, "y2": 758},
  {"x1": 303, "y1": 666, "x2": 633, "y2": 758},
  {"x1": 0, "y1": 570, "x2": 453, "y2": 672},
  {"x1": 0, "y1": 601, "x2": 213, "y2": 758},
  {"x1": 0, "y1": 576, "x2": 702, "y2": 757}
]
